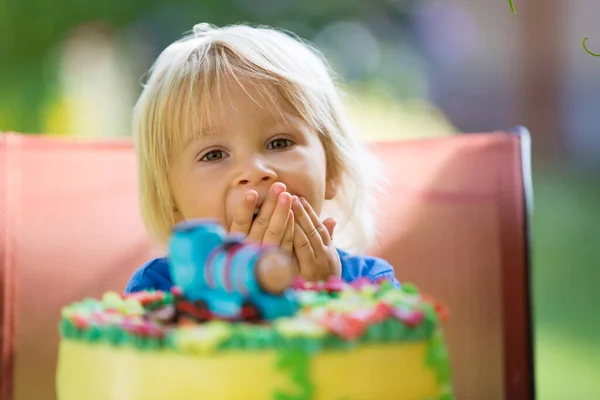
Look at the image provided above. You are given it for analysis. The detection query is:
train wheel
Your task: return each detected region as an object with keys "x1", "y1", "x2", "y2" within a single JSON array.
[
  {"x1": 240, "y1": 301, "x2": 262, "y2": 322},
  {"x1": 178, "y1": 316, "x2": 198, "y2": 326},
  {"x1": 175, "y1": 299, "x2": 212, "y2": 323},
  {"x1": 192, "y1": 300, "x2": 212, "y2": 322}
]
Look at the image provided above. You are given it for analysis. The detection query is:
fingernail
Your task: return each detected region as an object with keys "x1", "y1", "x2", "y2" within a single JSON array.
[
  {"x1": 245, "y1": 192, "x2": 255, "y2": 201},
  {"x1": 293, "y1": 196, "x2": 301, "y2": 206},
  {"x1": 300, "y1": 196, "x2": 308, "y2": 206},
  {"x1": 278, "y1": 193, "x2": 290, "y2": 204},
  {"x1": 272, "y1": 182, "x2": 285, "y2": 196}
]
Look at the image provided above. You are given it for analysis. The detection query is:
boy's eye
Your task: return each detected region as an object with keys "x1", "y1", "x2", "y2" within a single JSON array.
[
  {"x1": 267, "y1": 138, "x2": 293, "y2": 150},
  {"x1": 200, "y1": 150, "x2": 227, "y2": 162}
]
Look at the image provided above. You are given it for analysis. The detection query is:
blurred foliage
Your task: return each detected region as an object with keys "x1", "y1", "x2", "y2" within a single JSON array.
[
  {"x1": 344, "y1": 83, "x2": 456, "y2": 140},
  {"x1": 533, "y1": 167, "x2": 600, "y2": 336},
  {"x1": 532, "y1": 166, "x2": 600, "y2": 399},
  {"x1": 0, "y1": 0, "x2": 420, "y2": 134}
]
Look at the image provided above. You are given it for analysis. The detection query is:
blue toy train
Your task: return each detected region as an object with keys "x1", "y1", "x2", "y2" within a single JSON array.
[{"x1": 167, "y1": 219, "x2": 298, "y2": 322}]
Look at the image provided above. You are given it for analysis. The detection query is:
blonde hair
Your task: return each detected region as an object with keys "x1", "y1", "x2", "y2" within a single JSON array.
[{"x1": 132, "y1": 22, "x2": 384, "y2": 252}]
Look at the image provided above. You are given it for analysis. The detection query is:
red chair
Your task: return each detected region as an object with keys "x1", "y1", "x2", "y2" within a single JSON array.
[{"x1": 0, "y1": 128, "x2": 535, "y2": 400}]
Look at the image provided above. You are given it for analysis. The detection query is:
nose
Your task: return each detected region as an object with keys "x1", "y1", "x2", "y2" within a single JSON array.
[{"x1": 235, "y1": 155, "x2": 277, "y2": 187}]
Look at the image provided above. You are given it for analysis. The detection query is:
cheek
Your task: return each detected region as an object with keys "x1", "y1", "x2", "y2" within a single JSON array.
[
  {"x1": 284, "y1": 143, "x2": 328, "y2": 177},
  {"x1": 178, "y1": 190, "x2": 229, "y2": 226},
  {"x1": 280, "y1": 158, "x2": 328, "y2": 210},
  {"x1": 170, "y1": 173, "x2": 223, "y2": 219}
]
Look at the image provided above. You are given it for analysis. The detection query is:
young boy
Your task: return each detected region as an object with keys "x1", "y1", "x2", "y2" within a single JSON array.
[{"x1": 125, "y1": 22, "x2": 399, "y2": 293}]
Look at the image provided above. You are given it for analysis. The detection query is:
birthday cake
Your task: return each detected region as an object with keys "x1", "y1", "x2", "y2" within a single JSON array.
[{"x1": 56, "y1": 220, "x2": 453, "y2": 400}]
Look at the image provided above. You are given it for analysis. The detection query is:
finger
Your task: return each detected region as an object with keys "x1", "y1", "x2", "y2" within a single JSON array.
[
  {"x1": 262, "y1": 192, "x2": 292, "y2": 246},
  {"x1": 299, "y1": 197, "x2": 332, "y2": 245},
  {"x1": 293, "y1": 221, "x2": 316, "y2": 278},
  {"x1": 247, "y1": 182, "x2": 286, "y2": 242},
  {"x1": 292, "y1": 196, "x2": 326, "y2": 249},
  {"x1": 322, "y1": 217, "x2": 337, "y2": 239},
  {"x1": 280, "y1": 210, "x2": 294, "y2": 255},
  {"x1": 229, "y1": 190, "x2": 257, "y2": 236}
]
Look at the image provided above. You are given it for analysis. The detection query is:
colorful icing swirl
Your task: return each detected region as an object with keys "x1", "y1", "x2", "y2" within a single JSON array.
[{"x1": 59, "y1": 277, "x2": 448, "y2": 353}]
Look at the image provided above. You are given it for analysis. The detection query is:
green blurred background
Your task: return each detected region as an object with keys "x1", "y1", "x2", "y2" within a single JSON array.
[{"x1": 2, "y1": 0, "x2": 599, "y2": 398}]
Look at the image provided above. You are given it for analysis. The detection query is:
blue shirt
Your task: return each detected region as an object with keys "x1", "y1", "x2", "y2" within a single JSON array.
[{"x1": 124, "y1": 248, "x2": 400, "y2": 293}]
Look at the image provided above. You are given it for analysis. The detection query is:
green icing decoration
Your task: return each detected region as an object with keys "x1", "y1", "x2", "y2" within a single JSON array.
[
  {"x1": 59, "y1": 312, "x2": 436, "y2": 352},
  {"x1": 239, "y1": 324, "x2": 278, "y2": 350},
  {"x1": 423, "y1": 385, "x2": 454, "y2": 400},
  {"x1": 59, "y1": 319, "x2": 76, "y2": 338},
  {"x1": 165, "y1": 332, "x2": 178, "y2": 349},
  {"x1": 83, "y1": 325, "x2": 102, "y2": 342},
  {"x1": 256, "y1": 327, "x2": 277, "y2": 349},
  {"x1": 421, "y1": 302, "x2": 439, "y2": 323},
  {"x1": 361, "y1": 321, "x2": 384, "y2": 342},
  {"x1": 226, "y1": 330, "x2": 245, "y2": 348},
  {"x1": 273, "y1": 349, "x2": 313, "y2": 400},
  {"x1": 135, "y1": 335, "x2": 149, "y2": 350},
  {"x1": 57, "y1": 282, "x2": 447, "y2": 356},
  {"x1": 406, "y1": 320, "x2": 434, "y2": 342},
  {"x1": 437, "y1": 386, "x2": 455, "y2": 400},
  {"x1": 285, "y1": 337, "x2": 322, "y2": 354},
  {"x1": 386, "y1": 318, "x2": 407, "y2": 340},
  {"x1": 105, "y1": 326, "x2": 124, "y2": 345},
  {"x1": 145, "y1": 291, "x2": 175, "y2": 311},
  {"x1": 379, "y1": 279, "x2": 394, "y2": 290},
  {"x1": 145, "y1": 337, "x2": 162, "y2": 350},
  {"x1": 401, "y1": 282, "x2": 419, "y2": 295},
  {"x1": 122, "y1": 332, "x2": 136, "y2": 347},
  {"x1": 425, "y1": 330, "x2": 452, "y2": 387}
]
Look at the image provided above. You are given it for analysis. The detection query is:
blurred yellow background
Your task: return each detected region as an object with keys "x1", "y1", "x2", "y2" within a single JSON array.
[{"x1": 2, "y1": 1, "x2": 599, "y2": 398}]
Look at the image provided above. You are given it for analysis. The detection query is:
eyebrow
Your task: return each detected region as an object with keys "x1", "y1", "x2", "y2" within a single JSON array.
[
  {"x1": 262, "y1": 112, "x2": 299, "y2": 128},
  {"x1": 192, "y1": 107, "x2": 301, "y2": 144},
  {"x1": 201, "y1": 114, "x2": 295, "y2": 135},
  {"x1": 199, "y1": 126, "x2": 221, "y2": 137},
  {"x1": 178, "y1": 128, "x2": 217, "y2": 151}
]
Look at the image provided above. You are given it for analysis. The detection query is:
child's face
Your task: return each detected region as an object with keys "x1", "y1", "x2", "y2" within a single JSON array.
[{"x1": 168, "y1": 79, "x2": 337, "y2": 230}]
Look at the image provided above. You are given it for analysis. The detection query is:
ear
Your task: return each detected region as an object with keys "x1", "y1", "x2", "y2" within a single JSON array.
[
  {"x1": 325, "y1": 172, "x2": 340, "y2": 200},
  {"x1": 173, "y1": 210, "x2": 184, "y2": 223},
  {"x1": 172, "y1": 202, "x2": 184, "y2": 223}
]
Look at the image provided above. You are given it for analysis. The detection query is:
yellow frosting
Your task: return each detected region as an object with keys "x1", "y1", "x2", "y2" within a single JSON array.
[{"x1": 57, "y1": 339, "x2": 443, "y2": 400}]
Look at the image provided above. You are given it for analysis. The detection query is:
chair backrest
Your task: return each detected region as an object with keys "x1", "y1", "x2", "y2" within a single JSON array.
[
  {"x1": 368, "y1": 128, "x2": 534, "y2": 400},
  {"x1": 0, "y1": 129, "x2": 534, "y2": 400}
]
